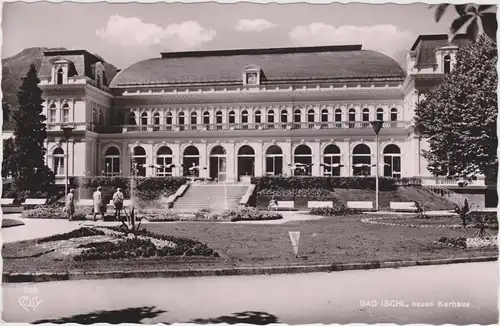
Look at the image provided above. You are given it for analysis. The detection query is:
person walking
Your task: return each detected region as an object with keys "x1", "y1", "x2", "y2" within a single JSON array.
[
  {"x1": 112, "y1": 188, "x2": 124, "y2": 222},
  {"x1": 65, "y1": 188, "x2": 75, "y2": 221},
  {"x1": 93, "y1": 186, "x2": 104, "y2": 222}
]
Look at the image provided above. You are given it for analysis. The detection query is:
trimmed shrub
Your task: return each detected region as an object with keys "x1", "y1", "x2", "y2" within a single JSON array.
[
  {"x1": 251, "y1": 176, "x2": 415, "y2": 191},
  {"x1": 22, "y1": 206, "x2": 92, "y2": 220},
  {"x1": 257, "y1": 187, "x2": 334, "y2": 198},
  {"x1": 310, "y1": 205, "x2": 362, "y2": 216}
]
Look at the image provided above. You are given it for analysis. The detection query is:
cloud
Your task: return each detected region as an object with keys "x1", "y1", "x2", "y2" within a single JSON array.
[
  {"x1": 289, "y1": 23, "x2": 415, "y2": 59},
  {"x1": 96, "y1": 15, "x2": 216, "y2": 49},
  {"x1": 235, "y1": 19, "x2": 277, "y2": 32}
]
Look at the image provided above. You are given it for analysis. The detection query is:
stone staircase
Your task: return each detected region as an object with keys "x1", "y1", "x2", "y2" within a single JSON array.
[
  {"x1": 423, "y1": 184, "x2": 468, "y2": 207},
  {"x1": 172, "y1": 183, "x2": 249, "y2": 211}
]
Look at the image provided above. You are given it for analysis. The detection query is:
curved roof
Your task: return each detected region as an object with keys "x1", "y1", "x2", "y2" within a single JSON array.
[{"x1": 110, "y1": 45, "x2": 405, "y2": 87}]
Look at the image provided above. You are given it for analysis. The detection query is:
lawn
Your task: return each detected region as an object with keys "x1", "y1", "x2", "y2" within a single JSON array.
[
  {"x1": 255, "y1": 186, "x2": 455, "y2": 211},
  {"x1": 3, "y1": 214, "x2": 497, "y2": 275}
]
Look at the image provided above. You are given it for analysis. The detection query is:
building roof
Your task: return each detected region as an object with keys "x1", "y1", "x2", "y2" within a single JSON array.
[
  {"x1": 38, "y1": 50, "x2": 118, "y2": 85},
  {"x1": 411, "y1": 34, "x2": 470, "y2": 68},
  {"x1": 110, "y1": 45, "x2": 405, "y2": 87}
]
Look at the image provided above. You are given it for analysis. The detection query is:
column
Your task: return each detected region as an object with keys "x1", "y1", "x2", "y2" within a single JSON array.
[
  {"x1": 310, "y1": 140, "x2": 321, "y2": 176},
  {"x1": 282, "y1": 141, "x2": 292, "y2": 176},
  {"x1": 146, "y1": 143, "x2": 155, "y2": 177},
  {"x1": 198, "y1": 142, "x2": 208, "y2": 178},
  {"x1": 226, "y1": 141, "x2": 235, "y2": 182},
  {"x1": 122, "y1": 142, "x2": 130, "y2": 176},
  {"x1": 254, "y1": 142, "x2": 263, "y2": 177},
  {"x1": 339, "y1": 139, "x2": 350, "y2": 176},
  {"x1": 170, "y1": 142, "x2": 181, "y2": 177}
]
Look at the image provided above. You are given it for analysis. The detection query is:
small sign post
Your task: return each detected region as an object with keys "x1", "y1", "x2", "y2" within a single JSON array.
[{"x1": 288, "y1": 231, "x2": 300, "y2": 258}]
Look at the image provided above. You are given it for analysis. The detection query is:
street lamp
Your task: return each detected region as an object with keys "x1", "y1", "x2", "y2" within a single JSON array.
[
  {"x1": 370, "y1": 120, "x2": 383, "y2": 211},
  {"x1": 61, "y1": 125, "x2": 74, "y2": 197}
]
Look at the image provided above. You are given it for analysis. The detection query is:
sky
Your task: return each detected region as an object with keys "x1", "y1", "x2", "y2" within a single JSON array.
[{"x1": 1, "y1": 2, "x2": 472, "y2": 69}]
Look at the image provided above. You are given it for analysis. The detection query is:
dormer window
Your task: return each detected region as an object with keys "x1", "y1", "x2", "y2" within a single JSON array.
[
  {"x1": 57, "y1": 68, "x2": 64, "y2": 85},
  {"x1": 243, "y1": 64, "x2": 261, "y2": 86},
  {"x1": 443, "y1": 55, "x2": 451, "y2": 74}
]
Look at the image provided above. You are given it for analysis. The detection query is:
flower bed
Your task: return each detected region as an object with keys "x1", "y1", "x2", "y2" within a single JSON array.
[
  {"x1": 141, "y1": 207, "x2": 283, "y2": 222},
  {"x1": 309, "y1": 205, "x2": 362, "y2": 216},
  {"x1": 38, "y1": 227, "x2": 105, "y2": 243},
  {"x1": 362, "y1": 215, "x2": 499, "y2": 230},
  {"x1": 257, "y1": 187, "x2": 334, "y2": 198},
  {"x1": 22, "y1": 206, "x2": 93, "y2": 220},
  {"x1": 436, "y1": 236, "x2": 497, "y2": 249}
]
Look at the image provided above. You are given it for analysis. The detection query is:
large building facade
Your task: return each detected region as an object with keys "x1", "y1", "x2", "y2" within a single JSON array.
[{"x1": 36, "y1": 34, "x2": 484, "y2": 186}]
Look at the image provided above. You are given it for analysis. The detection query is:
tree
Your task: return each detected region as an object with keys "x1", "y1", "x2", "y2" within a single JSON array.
[
  {"x1": 2, "y1": 138, "x2": 16, "y2": 178},
  {"x1": 414, "y1": 35, "x2": 497, "y2": 184},
  {"x1": 9, "y1": 64, "x2": 55, "y2": 198},
  {"x1": 432, "y1": 4, "x2": 497, "y2": 42}
]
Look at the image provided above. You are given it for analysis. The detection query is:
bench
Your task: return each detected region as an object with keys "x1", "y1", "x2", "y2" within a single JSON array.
[
  {"x1": 22, "y1": 198, "x2": 47, "y2": 206},
  {"x1": 390, "y1": 202, "x2": 418, "y2": 212},
  {"x1": 77, "y1": 199, "x2": 94, "y2": 206},
  {"x1": 0, "y1": 198, "x2": 15, "y2": 205},
  {"x1": 347, "y1": 201, "x2": 374, "y2": 211},
  {"x1": 277, "y1": 201, "x2": 295, "y2": 211},
  {"x1": 307, "y1": 201, "x2": 333, "y2": 209}
]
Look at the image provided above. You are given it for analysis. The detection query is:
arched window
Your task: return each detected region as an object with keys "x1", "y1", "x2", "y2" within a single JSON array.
[
  {"x1": 348, "y1": 108, "x2": 356, "y2": 128},
  {"x1": 156, "y1": 146, "x2": 173, "y2": 176},
  {"x1": 53, "y1": 147, "x2": 64, "y2": 176},
  {"x1": 190, "y1": 112, "x2": 198, "y2": 130},
  {"x1": 165, "y1": 111, "x2": 172, "y2": 130},
  {"x1": 265, "y1": 145, "x2": 283, "y2": 176},
  {"x1": 321, "y1": 109, "x2": 328, "y2": 123},
  {"x1": 129, "y1": 112, "x2": 136, "y2": 125},
  {"x1": 228, "y1": 111, "x2": 235, "y2": 124},
  {"x1": 215, "y1": 111, "x2": 222, "y2": 124},
  {"x1": 293, "y1": 109, "x2": 301, "y2": 129},
  {"x1": 362, "y1": 108, "x2": 369, "y2": 122},
  {"x1": 383, "y1": 144, "x2": 402, "y2": 178},
  {"x1": 323, "y1": 145, "x2": 341, "y2": 176},
  {"x1": 141, "y1": 112, "x2": 148, "y2": 125},
  {"x1": 62, "y1": 103, "x2": 70, "y2": 123},
  {"x1": 443, "y1": 55, "x2": 451, "y2": 74},
  {"x1": 267, "y1": 110, "x2": 275, "y2": 129},
  {"x1": 281, "y1": 109, "x2": 288, "y2": 123},
  {"x1": 131, "y1": 146, "x2": 146, "y2": 177},
  {"x1": 56, "y1": 68, "x2": 64, "y2": 85},
  {"x1": 183, "y1": 146, "x2": 200, "y2": 177},
  {"x1": 376, "y1": 108, "x2": 384, "y2": 121},
  {"x1": 334, "y1": 108, "x2": 342, "y2": 127},
  {"x1": 254, "y1": 110, "x2": 262, "y2": 124},
  {"x1": 178, "y1": 112, "x2": 185, "y2": 131},
  {"x1": 203, "y1": 111, "x2": 210, "y2": 125},
  {"x1": 49, "y1": 104, "x2": 57, "y2": 123},
  {"x1": 209, "y1": 145, "x2": 227, "y2": 181},
  {"x1": 104, "y1": 146, "x2": 121, "y2": 176},
  {"x1": 352, "y1": 144, "x2": 371, "y2": 176},
  {"x1": 237, "y1": 145, "x2": 255, "y2": 178},
  {"x1": 293, "y1": 145, "x2": 312, "y2": 176},
  {"x1": 241, "y1": 110, "x2": 249, "y2": 127},
  {"x1": 99, "y1": 109, "x2": 104, "y2": 125},
  {"x1": 390, "y1": 108, "x2": 398, "y2": 122},
  {"x1": 152, "y1": 112, "x2": 160, "y2": 131},
  {"x1": 307, "y1": 109, "x2": 315, "y2": 128}
]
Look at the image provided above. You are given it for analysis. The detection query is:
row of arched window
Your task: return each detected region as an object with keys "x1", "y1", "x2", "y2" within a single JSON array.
[
  {"x1": 128, "y1": 107, "x2": 399, "y2": 126},
  {"x1": 85, "y1": 143, "x2": 402, "y2": 179},
  {"x1": 48, "y1": 103, "x2": 70, "y2": 124}
]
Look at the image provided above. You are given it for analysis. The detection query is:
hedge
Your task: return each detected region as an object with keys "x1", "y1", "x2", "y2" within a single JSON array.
[
  {"x1": 251, "y1": 176, "x2": 421, "y2": 192},
  {"x1": 69, "y1": 177, "x2": 188, "y2": 204}
]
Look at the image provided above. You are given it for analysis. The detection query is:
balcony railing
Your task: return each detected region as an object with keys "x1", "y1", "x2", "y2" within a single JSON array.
[{"x1": 121, "y1": 121, "x2": 411, "y2": 133}]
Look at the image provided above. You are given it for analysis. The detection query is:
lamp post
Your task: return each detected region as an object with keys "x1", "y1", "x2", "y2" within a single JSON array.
[
  {"x1": 370, "y1": 120, "x2": 383, "y2": 211},
  {"x1": 61, "y1": 125, "x2": 74, "y2": 197}
]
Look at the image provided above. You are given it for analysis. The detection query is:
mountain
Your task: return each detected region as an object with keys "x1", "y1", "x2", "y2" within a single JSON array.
[
  {"x1": 2, "y1": 47, "x2": 67, "y2": 110},
  {"x1": 2, "y1": 47, "x2": 118, "y2": 130}
]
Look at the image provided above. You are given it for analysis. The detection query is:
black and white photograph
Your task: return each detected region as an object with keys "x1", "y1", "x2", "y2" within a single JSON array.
[{"x1": 1, "y1": 1, "x2": 498, "y2": 324}]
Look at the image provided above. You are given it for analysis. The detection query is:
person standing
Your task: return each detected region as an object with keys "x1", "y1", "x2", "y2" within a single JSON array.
[
  {"x1": 112, "y1": 188, "x2": 124, "y2": 222},
  {"x1": 65, "y1": 188, "x2": 75, "y2": 221},
  {"x1": 93, "y1": 186, "x2": 104, "y2": 222}
]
